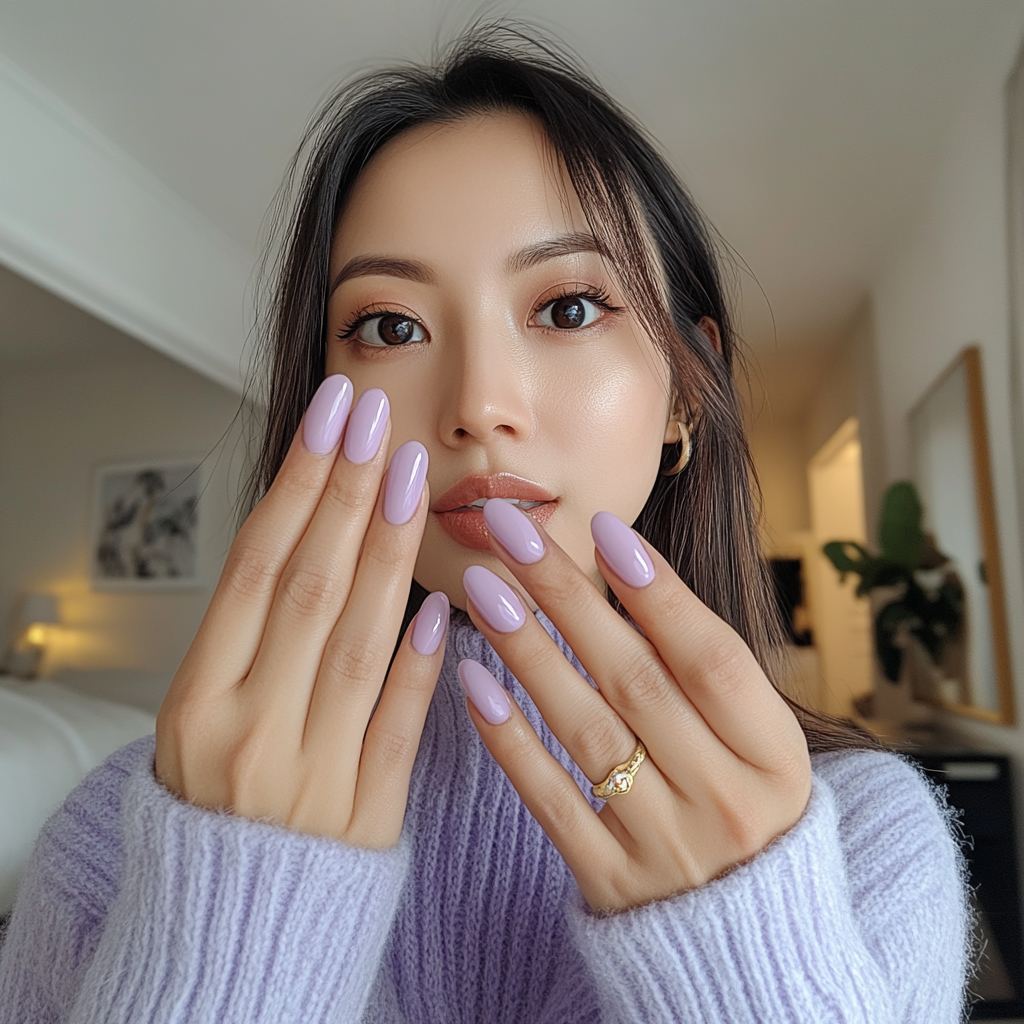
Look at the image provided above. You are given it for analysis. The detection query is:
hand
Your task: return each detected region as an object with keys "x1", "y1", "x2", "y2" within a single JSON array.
[
  {"x1": 458, "y1": 499, "x2": 812, "y2": 913},
  {"x1": 155, "y1": 377, "x2": 449, "y2": 849}
]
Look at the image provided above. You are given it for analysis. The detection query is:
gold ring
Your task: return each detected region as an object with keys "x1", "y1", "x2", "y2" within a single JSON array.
[{"x1": 591, "y1": 741, "x2": 646, "y2": 799}]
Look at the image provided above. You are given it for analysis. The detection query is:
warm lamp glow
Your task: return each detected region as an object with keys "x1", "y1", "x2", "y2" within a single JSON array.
[
  {"x1": 24, "y1": 624, "x2": 48, "y2": 646},
  {"x1": 3, "y1": 593, "x2": 62, "y2": 679}
]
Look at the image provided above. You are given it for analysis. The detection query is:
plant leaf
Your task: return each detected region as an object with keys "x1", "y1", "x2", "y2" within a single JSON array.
[
  {"x1": 822, "y1": 540, "x2": 866, "y2": 576},
  {"x1": 878, "y1": 481, "x2": 926, "y2": 569}
]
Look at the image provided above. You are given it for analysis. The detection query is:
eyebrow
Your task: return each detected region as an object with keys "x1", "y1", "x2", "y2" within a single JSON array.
[
  {"x1": 329, "y1": 256, "x2": 436, "y2": 295},
  {"x1": 505, "y1": 232, "x2": 610, "y2": 274},
  {"x1": 329, "y1": 231, "x2": 609, "y2": 296}
]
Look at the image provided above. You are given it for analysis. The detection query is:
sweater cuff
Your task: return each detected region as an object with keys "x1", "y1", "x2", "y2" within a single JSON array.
[
  {"x1": 70, "y1": 746, "x2": 410, "y2": 1023},
  {"x1": 568, "y1": 777, "x2": 889, "y2": 1024}
]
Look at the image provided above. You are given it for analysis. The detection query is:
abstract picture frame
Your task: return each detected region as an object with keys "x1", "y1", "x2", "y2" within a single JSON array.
[{"x1": 89, "y1": 457, "x2": 205, "y2": 592}]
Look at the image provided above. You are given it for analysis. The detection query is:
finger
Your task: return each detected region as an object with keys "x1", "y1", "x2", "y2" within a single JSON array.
[
  {"x1": 303, "y1": 448, "x2": 430, "y2": 749},
  {"x1": 343, "y1": 592, "x2": 450, "y2": 848},
  {"x1": 461, "y1": 565, "x2": 666, "y2": 841},
  {"x1": 458, "y1": 659, "x2": 625, "y2": 891},
  {"x1": 477, "y1": 501, "x2": 721, "y2": 785},
  {"x1": 174, "y1": 375, "x2": 354, "y2": 692},
  {"x1": 243, "y1": 388, "x2": 393, "y2": 708},
  {"x1": 591, "y1": 512, "x2": 805, "y2": 772}
]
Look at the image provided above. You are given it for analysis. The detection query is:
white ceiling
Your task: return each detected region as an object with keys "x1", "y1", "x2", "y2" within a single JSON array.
[{"x1": 0, "y1": 0, "x2": 1020, "y2": 409}]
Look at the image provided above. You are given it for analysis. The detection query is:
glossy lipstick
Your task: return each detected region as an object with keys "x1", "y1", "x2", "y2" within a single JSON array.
[{"x1": 432, "y1": 473, "x2": 556, "y2": 551}]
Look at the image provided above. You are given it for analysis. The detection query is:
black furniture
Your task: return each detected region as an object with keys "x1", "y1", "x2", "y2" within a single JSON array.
[{"x1": 902, "y1": 751, "x2": 1024, "y2": 1019}]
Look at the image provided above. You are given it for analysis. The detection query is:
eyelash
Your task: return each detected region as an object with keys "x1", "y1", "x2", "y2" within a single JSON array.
[
  {"x1": 335, "y1": 287, "x2": 624, "y2": 347},
  {"x1": 539, "y1": 287, "x2": 623, "y2": 325}
]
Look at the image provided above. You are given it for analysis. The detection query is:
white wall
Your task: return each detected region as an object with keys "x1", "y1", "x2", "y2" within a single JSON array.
[
  {"x1": 871, "y1": 12, "x2": 1024, "y2": 762},
  {"x1": 0, "y1": 345, "x2": 243, "y2": 679},
  {"x1": 748, "y1": 415, "x2": 811, "y2": 548},
  {"x1": 749, "y1": 299, "x2": 887, "y2": 551}
]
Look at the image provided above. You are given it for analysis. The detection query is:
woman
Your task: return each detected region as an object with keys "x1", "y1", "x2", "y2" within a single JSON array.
[{"x1": 0, "y1": 25, "x2": 971, "y2": 1023}]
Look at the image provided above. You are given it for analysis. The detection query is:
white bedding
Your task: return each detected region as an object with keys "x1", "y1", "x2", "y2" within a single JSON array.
[{"x1": 0, "y1": 678, "x2": 155, "y2": 914}]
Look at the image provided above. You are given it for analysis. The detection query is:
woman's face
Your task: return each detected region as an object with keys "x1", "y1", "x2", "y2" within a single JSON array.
[{"x1": 326, "y1": 112, "x2": 677, "y2": 610}]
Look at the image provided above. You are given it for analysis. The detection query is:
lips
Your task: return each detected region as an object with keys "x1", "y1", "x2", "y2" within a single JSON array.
[{"x1": 432, "y1": 473, "x2": 557, "y2": 551}]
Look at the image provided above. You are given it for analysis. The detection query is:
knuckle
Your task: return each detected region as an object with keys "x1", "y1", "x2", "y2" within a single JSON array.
[
  {"x1": 270, "y1": 464, "x2": 324, "y2": 507},
  {"x1": 222, "y1": 732, "x2": 270, "y2": 798},
  {"x1": 543, "y1": 779, "x2": 590, "y2": 833},
  {"x1": 360, "y1": 535, "x2": 411, "y2": 577},
  {"x1": 321, "y1": 632, "x2": 381, "y2": 685},
  {"x1": 721, "y1": 806, "x2": 762, "y2": 855},
  {"x1": 156, "y1": 689, "x2": 205, "y2": 754},
  {"x1": 570, "y1": 711, "x2": 632, "y2": 776},
  {"x1": 320, "y1": 470, "x2": 376, "y2": 518},
  {"x1": 766, "y1": 729, "x2": 812, "y2": 781},
  {"x1": 694, "y1": 636, "x2": 751, "y2": 696},
  {"x1": 712, "y1": 787, "x2": 768, "y2": 856},
  {"x1": 286, "y1": 774, "x2": 334, "y2": 832},
  {"x1": 383, "y1": 661, "x2": 435, "y2": 700},
  {"x1": 277, "y1": 563, "x2": 343, "y2": 618},
  {"x1": 608, "y1": 650, "x2": 672, "y2": 717},
  {"x1": 369, "y1": 727, "x2": 416, "y2": 767},
  {"x1": 532, "y1": 572, "x2": 578, "y2": 609},
  {"x1": 222, "y1": 543, "x2": 280, "y2": 602},
  {"x1": 503, "y1": 638, "x2": 553, "y2": 681}
]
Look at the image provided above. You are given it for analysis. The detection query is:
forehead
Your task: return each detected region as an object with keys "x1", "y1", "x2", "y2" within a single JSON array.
[{"x1": 331, "y1": 112, "x2": 588, "y2": 266}]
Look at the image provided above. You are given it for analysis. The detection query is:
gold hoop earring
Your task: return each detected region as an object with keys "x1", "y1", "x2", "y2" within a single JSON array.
[{"x1": 661, "y1": 421, "x2": 692, "y2": 476}]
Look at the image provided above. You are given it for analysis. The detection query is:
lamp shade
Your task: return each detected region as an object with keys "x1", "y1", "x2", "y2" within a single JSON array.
[{"x1": 19, "y1": 593, "x2": 59, "y2": 626}]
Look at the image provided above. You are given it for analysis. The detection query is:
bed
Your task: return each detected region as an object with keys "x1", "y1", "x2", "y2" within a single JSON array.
[{"x1": 0, "y1": 676, "x2": 156, "y2": 915}]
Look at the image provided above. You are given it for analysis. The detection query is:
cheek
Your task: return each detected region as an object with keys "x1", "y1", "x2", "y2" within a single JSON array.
[{"x1": 542, "y1": 355, "x2": 669, "y2": 519}]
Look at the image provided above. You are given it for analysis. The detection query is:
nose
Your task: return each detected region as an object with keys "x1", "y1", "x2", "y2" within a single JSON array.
[{"x1": 437, "y1": 317, "x2": 533, "y2": 448}]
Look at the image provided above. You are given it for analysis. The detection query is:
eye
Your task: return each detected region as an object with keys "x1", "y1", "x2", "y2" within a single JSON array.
[
  {"x1": 350, "y1": 313, "x2": 427, "y2": 347},
  {"x1": 537, "y1": 294, "x2": 603, "y2": 330}
]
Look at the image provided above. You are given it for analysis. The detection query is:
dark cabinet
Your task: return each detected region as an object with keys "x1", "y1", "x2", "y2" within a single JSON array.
[{"x1": 905, "y1": 751, "x2": 1023, "y2": 1019}]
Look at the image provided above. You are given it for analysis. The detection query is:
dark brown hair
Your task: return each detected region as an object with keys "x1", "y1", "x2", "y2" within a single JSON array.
[{"x1": 244, "y1": 23, "x2": 877, "y2": 754}]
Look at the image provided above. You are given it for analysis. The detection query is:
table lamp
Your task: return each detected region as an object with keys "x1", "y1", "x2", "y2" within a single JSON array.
[{"x1": 3, "y1": 593, "x2": 60, "y2": 679}]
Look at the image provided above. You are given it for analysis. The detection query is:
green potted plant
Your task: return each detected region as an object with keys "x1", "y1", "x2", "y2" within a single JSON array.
[{"x1": 822, "y1": 481, "x2": 964, "y2": 685}]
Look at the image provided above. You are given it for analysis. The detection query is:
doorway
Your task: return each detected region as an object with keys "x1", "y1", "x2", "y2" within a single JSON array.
[{"x1": 805, "y1": 418, "x2": 874, "y2": 718}]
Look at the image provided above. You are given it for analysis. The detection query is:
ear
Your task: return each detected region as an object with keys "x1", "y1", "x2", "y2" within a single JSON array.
[
  {"x1": 662, "y1": 398, "x2": 696, "y2": 444},
  {"x1": 698, "y1": 316, "x2": 722, "y2": 355}
]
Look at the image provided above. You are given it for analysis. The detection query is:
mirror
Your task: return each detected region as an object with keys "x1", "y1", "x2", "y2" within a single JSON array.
[{"x1": 908, "y1": 346, "x2": 1015, "y2": 724}]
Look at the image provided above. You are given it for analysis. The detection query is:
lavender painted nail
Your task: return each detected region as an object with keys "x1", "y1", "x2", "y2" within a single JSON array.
[
  {"x1": 591, "y1": 511, "x2": 655, "y2": 588},
  {"x1": 412, "y1": 591, "x2": 449, "y2": 655},
  {"x1": 463, "y1": 565, "x2": 526, "y2": 633},
  {"x1": 458, "y1": 659, "x2": 512, "y2": 725},
  {"x1": 343, "y1": 388, "x2": 389, "y2": 464},
  {"x1": 303, "y1": 375, "x2": 353, "y2": 454},
  {"x1": 483, "y1": 498, "x2": 545, "y2": 564},
  {"x1": 384, "y1": 441, "x2": 428, "y2": 525}
]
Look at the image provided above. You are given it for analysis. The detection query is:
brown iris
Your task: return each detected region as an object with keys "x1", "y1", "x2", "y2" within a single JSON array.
[
  {"x1": 376, "y1": 314, "x2": 418, "y2": 345},
  {"x1": 549, "y1": 296, "x2": 587, "y2": 329}
]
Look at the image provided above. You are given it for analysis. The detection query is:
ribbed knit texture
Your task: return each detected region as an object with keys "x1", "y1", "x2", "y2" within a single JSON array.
[{"x1": 0, "y1": 610, "x2": 972, "y2": 1022}]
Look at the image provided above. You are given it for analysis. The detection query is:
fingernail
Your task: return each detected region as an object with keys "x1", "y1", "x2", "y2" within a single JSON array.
[
  {"x1": 384, "y1": 441, "x2": 428, "y2": 525},
  {"x1": 344, "y1": 388, "x2": 389, "y2": 464},
  {"x1": 412, "y1": 591, "x2": 449, "y2": 655},
  {"x1": 591, "y1": 511, "x2": 655, "y2": 588},
  {"x1": 458, "y1": 659, "x2": 512, "y2": 725},
  {"x1": 463, "y1": 565, "x2": 527, "y2": 633},
  {"x1": 303, "y1": 375, "x2": 353, "y2": 454},
  {"x1": 483, "y1": 498, "x2": 545, "y2": 564}
]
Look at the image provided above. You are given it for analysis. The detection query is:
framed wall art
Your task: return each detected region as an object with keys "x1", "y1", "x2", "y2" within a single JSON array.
[{"x1": 90, "y1": 458, "x2": 205, "y2": 591}]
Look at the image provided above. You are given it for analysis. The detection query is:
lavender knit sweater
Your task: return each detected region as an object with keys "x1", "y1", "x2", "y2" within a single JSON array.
[{"x1": 0, "y1": 610, "x2": 972, "y2": 1022}]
